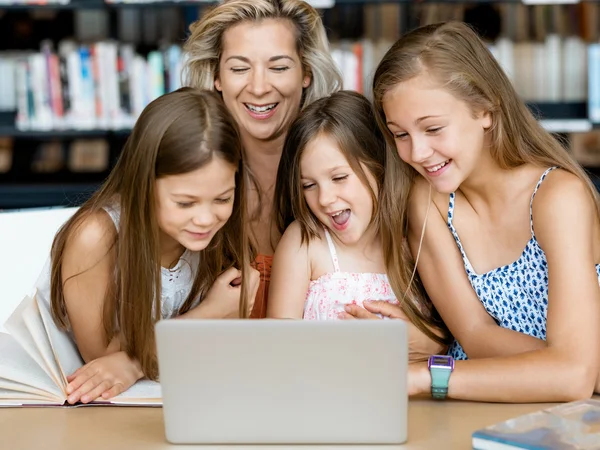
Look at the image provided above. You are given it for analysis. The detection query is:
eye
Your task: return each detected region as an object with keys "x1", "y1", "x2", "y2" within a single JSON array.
[
  {"x1": 393, "y1": 132, "x2": 408, "y2": 140},
  {"x1": 177, "y1": 202, "x2": 194, "y2": 208},
  {"x1": 332, "y1": 175, "x2": 348, "y2": 182},
  {"x1": 215, "y1": 197, "x2": 233, "y2": 204},
  {"x1": 230, "y1": 67, "x2": 249, "y2": 74},
  {"x1": 271, "y1": 66, "x2": 290, "y2": 72},
  {"x1": 427, "y1": 127, "x2": 443, "y2": 134},
  {"x1": 302, "y1": 183, "x2": 315, "y2": 190}
]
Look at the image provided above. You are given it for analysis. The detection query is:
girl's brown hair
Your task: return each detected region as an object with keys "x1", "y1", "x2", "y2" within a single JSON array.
[
  {"x1": 274, "y1": 90, "x2": 385, "y2": 243},
  {"x1": 372, "y1": 21, "x2": 600, "y2": 346},
  {"x1": 50, "y1": 88, "x2": 251, "y2": 380}
]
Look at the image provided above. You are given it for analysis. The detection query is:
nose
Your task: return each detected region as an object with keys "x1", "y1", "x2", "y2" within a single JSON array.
[
  {"x1": 410, "y1": 136, "x2": 435, "y2": 164},
  {"x1": 248, "y1": 68, "x2": 270, "y2": 97},
  {"x1": 318, "y1": 185, "x2": 337, "y2": 208},
  {"x1": 192, "y1": 206, "x2": 214, "y2": 228}
]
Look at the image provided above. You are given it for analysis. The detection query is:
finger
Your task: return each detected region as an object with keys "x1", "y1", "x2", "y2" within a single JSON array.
[
  {"x1": 80, "y1": 379, "x2": 114, "y2": 404},
  {"x1": 344, "y1": 304, "x2": 380, "y2": 320},
  {"x1": 101, "y1": 383, "x2": 125, "y2": 400},
  {"x1": 66, "y1": 364, "x2": 88, "y2": 384},
  {"x1": 363, "y1": 301, "x2": 405, "y2": 318},
  {"x1": 219, "y1": 267, "x2": 242, "y2": 285},
  {"x1": 67, "y1": 373, "x2": 104, "y2": 404},
  {"x1": 66, "y1": 365, "x2": 96, "y2": 395}
]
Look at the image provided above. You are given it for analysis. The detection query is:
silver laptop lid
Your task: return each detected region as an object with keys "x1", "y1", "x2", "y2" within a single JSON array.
[{"x1": 156, "y1": 320, "x2": 407, "y2": 444}]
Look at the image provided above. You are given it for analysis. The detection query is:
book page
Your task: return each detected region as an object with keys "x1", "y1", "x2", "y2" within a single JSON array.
[
  {"x1": 105, "y1": 380, "x2": 162, "y2": 406},
  {"x1": 0, "y1": 375, "x2": 56, "y2": 398},
  {"x1": 21, "y1": 298, "x2": 66, "y2": 390},
  {"x1": 4, "y1": 296, "x2": 51, "y2": 376},
  {"x1": 0, "y1": 333, "x2": 64, "y2": 404},
  {"x1": 35, "y1": 294, "x2": 84, "y2": 385},
  {"x1": 4, "y1": 295, "x2": 62, "y2": 388}
]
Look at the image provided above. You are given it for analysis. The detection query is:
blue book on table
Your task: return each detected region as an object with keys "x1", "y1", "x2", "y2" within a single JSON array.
[{"x1": 472, "y1": 399, "x2": 600, "y2": 449}]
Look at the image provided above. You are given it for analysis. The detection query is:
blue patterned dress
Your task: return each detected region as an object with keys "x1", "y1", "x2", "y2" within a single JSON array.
[{"x1": 447, "y1": 167, "x2": 600, "y2": 360}]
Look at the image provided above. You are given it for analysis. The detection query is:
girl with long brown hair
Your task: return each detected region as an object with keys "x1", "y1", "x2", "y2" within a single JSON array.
[
  {"x1": 34, "y1": 88, "x2": 259, "y2": 404},
  {"x1": 267, "y1": 91, "x2": 445, "y2": 361},
  {"x1": 354, "y1": 21, "x2": 600, "y2": 403}
]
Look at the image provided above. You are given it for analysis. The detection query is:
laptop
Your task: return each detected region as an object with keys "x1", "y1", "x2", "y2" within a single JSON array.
[{"x1": 155, "y1": 319, "x2": 408, "y2": 444}]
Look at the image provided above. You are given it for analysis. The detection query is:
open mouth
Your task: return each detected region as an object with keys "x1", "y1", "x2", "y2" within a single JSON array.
[
  {"x1": 244, "y1": 103, "x2": 278, "y2": 114},
  {"x1": 330, "y1": 209, "x2": 351, "y2": 229},
  {"x1": 425, "y1": 160, "x2": 451, "y2": 173}
]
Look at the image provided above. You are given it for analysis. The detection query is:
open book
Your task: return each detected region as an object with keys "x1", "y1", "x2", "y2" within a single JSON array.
[{"x1": 0, "y1": 294, "x2": 161, "y2": 407}]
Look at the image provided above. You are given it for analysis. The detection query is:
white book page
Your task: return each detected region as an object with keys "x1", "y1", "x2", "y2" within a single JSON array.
[
  {"x1": 20, "y1": 299, "x2": 64, "y2": 389},
  {"x1": 4, "y1": 296, "x2": 52, "y2": 379},
  {"x1": 105, "y1": 380, "x2": 162, "y2": 406},
  {"x1": 0, "y1": 333, "x2": 64, "y2": 404},
  {"x1": 0, "y1": 376, "x2": 56, "y2": 398},
  {"x1": 35, "y1": 295, "x2": 84, "y2": 384}
]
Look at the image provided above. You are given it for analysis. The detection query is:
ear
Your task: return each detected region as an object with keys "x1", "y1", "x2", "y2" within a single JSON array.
[
  {"x1": 481, "y1": 110, "x2": 492, "y2": 129},
  {"x1": 214, "y1": 77, "x2": 222, "y2": 92},
  {"x1": 302, "y1": 73, "x2": 311, "y2": 89}
]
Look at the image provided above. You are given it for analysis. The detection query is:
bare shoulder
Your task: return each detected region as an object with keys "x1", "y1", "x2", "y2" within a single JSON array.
[
  {"x1": 533, "y1": 168, "x2": 597, "y2": 218},
  {"x1": 63, "y1": 209, "x2": 117, "y2": 273},
  {"x1": 532, "y1": 168, "x2": 598, "y2": 245}
]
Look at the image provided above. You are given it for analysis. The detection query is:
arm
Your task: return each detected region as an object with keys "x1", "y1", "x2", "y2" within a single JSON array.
[
  {"x1": 408, "y1": 178, "x2": 546, "y2": 359},
  {"x1": 267, "y1": 222, "x2": 311, "y2": 319},
  {"x1": 410, "y1": 173, "x2": 600, "y2": 402},
  {"x1": 61, "y1": 210, "x2": 143, "y2": 403},
  {"x1": 61, "y1": 210, "x2": 121, "y2": 362}
]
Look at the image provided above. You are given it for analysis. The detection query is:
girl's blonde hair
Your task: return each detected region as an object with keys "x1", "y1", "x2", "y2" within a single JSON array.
[
  {"x1": 183, "y1": 0, "x2": 342, "y2": 108},
  {"x1": 372, "y1": 21, "x2": 600, "y2": 346},
  {"x1": 50, "y1": 88, "x2": 251, "y2": 380}
]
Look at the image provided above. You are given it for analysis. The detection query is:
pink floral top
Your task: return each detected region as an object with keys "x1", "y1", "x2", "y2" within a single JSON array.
[{"x1": 303, "y1": 228, "x2": 398, "y2": 320}]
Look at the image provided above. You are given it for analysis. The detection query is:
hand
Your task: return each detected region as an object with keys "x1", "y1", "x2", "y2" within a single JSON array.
[
  {"x1": 66, "y1": 351, "x2": 144, "y2": 404},
  {"x1": 194, "y1": 266, "x2": 260, "y2": 318},
  {"x1": 342, "y1": 300, "x2": 446, "y2": 363},
  {"x1": 339, "y1": 300, "x2": 408, "y2": 320}
]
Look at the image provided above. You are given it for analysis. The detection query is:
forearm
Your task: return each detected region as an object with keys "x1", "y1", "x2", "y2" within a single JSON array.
[
  {"x1": 461, "y1": 324, "x2": 546, "y2": 359},
  {"x1": 413, "y1": 348, "x2": 596, "y2": 403}
]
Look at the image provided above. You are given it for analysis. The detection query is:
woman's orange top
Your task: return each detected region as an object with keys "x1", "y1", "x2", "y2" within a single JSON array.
[{"x1": 250, "y1": 254, "x2": 273, "y2": 318}]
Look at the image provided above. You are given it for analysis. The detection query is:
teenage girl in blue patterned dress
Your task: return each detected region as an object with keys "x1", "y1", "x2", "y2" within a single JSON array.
[{"x1": 345, "y1": 22, "x2": 600, "y2": 403}]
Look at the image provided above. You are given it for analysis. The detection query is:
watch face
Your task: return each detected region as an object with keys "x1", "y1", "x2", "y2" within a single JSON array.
[{"x1": 428, "y1": 355, "x2": 454, "y2": 369}]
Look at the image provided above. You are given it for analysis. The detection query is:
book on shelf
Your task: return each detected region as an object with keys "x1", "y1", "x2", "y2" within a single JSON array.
[
  {"x1": 0, "y1": 293, "x2": 161, "y2": 407},
  {"x1": 472, "y1": 399, "x2": 600, "y2": 450}
]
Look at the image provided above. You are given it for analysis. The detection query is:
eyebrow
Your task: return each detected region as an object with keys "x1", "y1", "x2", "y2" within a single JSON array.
[
  {"x1": 386, "y1": 115, "x2": 444, "y2": 127},
  {"x1": 224, "y1": 55, "x2": 296, "y2": 64},
  {"x1": 172, "y1": 187, "x2": 235, "y2": 199}
]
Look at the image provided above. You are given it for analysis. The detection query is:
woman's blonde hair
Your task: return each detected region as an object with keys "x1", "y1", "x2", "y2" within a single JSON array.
[
  {"x1": 372, "y1": 21, "x2": 600, "y2": 345},
  {"x1": 182, "y1": 0, "x2": 342, "y2": 107},
  {"x1": 50, "y1": 88, "x2": 251, "y2": 380}
]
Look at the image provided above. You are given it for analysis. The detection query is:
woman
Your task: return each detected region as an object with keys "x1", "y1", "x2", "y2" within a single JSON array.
[{"x1": 183, "y1": 0, "x2": 342, "y2": 317}]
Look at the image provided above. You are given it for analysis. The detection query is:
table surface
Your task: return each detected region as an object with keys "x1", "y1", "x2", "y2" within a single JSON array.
[{"x1": 0, "y1": 398, "x2": 568, "y2": 450}]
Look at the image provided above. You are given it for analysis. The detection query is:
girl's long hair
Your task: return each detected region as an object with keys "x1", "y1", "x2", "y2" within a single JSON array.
[{"x1": 50, "y1": 88, "x2": 251, "y2": 380}]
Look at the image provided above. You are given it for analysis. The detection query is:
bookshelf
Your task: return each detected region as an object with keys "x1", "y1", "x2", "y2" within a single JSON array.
[{"x1": 1, "y1": 0, "x2": 599, "y2": 209}]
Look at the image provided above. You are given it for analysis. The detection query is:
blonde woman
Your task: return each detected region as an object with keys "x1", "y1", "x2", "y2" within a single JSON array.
[
  {"x1": 351, "y1": 21, "x2": 600, "y2": 403},
  {"x1": 183, "y1": 0, "x2": 342, "y2": 317}
]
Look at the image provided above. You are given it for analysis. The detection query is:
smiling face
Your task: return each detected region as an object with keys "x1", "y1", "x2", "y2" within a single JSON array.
[
  {"x1": 300, "y1": 133, "x2": 377, "y2": 246},
  {"x1": 155, "y1": 156, "x2": 237, "y2": 254},
  {"x1": 215, "y1": 18, "x2": 311, "y2": 145},
  {"x1": 382, "y1": 74, "x2": 492, "y2": 194}
]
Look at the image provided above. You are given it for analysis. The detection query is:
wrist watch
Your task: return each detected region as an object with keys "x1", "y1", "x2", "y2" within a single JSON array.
[{"x1": 427, "y1": 355, "x2": 454, "y2": 400}]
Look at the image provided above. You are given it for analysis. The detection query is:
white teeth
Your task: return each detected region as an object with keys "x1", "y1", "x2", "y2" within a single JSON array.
[
  {"x1": 331, "y1": 210, "x2": 347, "y2": 217},
  {"x1": 246, "y1": 103, "x2": 276, "y2": 113},
  {"x1": 426, "y1": 160, "x2": 449, "y2": 173}
]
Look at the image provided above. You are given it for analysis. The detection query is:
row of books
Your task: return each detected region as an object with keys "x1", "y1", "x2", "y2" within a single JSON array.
[
  {"x1": 0, "y1": 41, "x2": 184, "y2": 131},
  {"x1": 0, "y1": 33, "x2": 595, "y2": 132}
]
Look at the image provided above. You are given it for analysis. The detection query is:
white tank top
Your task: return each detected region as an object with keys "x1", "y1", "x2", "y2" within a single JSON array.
[{"x1": 35, "y1": 204, "x2": 201, "y2": 321}]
